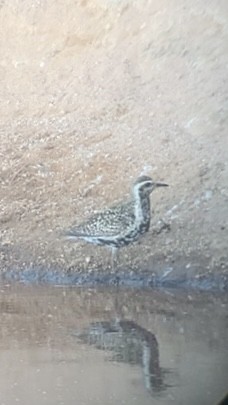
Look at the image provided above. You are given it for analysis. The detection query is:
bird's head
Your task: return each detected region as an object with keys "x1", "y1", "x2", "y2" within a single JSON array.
[{"x1": 133, "y1": 175, "x2": 168, "y2": 196}]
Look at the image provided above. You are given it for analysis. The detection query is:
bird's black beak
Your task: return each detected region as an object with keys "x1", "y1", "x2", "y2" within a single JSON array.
[{"x1": 155, "y1": 182, "x2": 169, "y2": 187}]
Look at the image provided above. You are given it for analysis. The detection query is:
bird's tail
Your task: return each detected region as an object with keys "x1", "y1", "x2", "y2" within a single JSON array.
[{"x1": 62, "y1": 229, "x2": 81, "y2": 241}]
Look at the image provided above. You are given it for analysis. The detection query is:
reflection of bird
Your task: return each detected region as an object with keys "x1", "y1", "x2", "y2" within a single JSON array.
[
  {"x1": 64, "y1": 176, "x2": 168, "y2": 270},
  {"x1": 77, "y1": 319, "x2": 166, "y2": 394}
]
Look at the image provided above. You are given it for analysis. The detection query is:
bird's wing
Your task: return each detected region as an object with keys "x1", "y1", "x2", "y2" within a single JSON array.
[{"x1": 65, "y1": 201, "x2": 135, "y2": 238}]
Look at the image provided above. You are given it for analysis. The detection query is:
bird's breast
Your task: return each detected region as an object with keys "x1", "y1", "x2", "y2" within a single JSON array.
[{"x1": 134, "y1": 196, "x2": 151, "y2": 229}]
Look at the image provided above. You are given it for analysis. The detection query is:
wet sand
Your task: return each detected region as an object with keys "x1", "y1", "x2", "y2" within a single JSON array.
[{"x1": 0, "y1": 284, "x2": 227, "y2": 405}]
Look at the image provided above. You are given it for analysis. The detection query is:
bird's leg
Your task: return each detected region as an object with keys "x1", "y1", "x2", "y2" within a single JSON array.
[
  {"x1": 111, "y1": 247, "x2": 117, "y2": 272},
  {"x1": 111, "y1": 247, "x2": 120, "y2": 286}
]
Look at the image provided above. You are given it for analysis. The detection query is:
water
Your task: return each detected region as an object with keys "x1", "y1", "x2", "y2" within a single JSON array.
[{"x1": 0, "y1": 284, "x2": 227, "y2": 405}]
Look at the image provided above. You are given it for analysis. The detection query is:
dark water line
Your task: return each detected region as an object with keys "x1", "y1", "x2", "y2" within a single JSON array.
[{"x1": 1, "y1": 267, "x2": 227, "y2": 291}]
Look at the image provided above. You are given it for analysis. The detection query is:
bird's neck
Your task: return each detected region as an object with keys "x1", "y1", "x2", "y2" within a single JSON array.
[{"x1": 133, "y1": 190, "x2": 151, "y2": 226}]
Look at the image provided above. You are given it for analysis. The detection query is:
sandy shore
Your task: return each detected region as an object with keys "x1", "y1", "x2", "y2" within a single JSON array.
[{"x1": 0, "y1": 0, "x2": 227, "y2": 287}]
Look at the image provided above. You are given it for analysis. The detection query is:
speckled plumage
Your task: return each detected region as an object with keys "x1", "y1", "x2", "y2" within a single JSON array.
[{"x1": 65, "y1": 176, "x2": 168, "y2": 249}]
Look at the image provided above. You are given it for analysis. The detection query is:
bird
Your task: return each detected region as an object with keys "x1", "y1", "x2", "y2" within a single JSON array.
[{"x1": 64, "y1": 175, "x2": 168, "y2": 271}]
